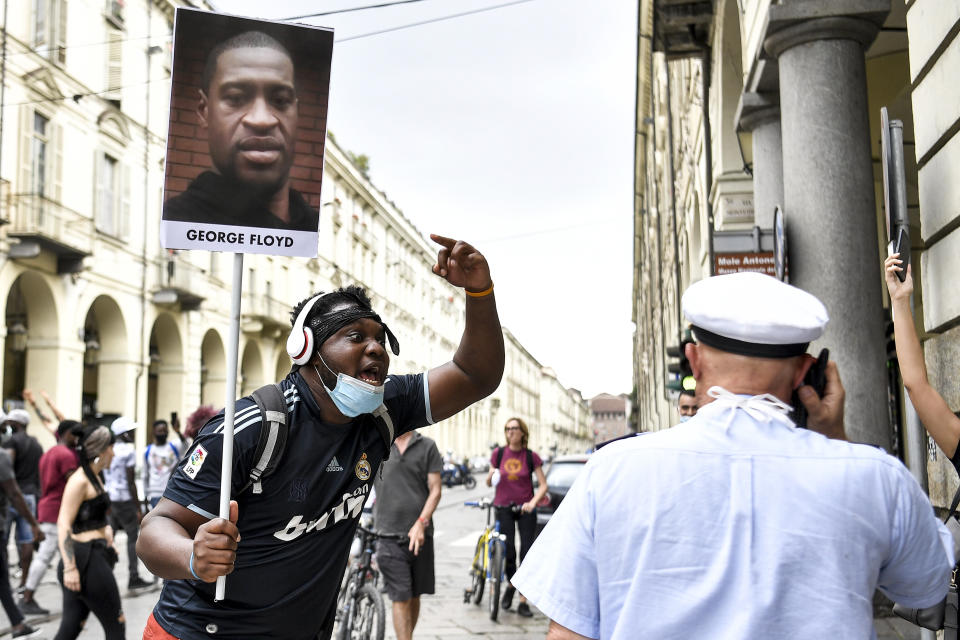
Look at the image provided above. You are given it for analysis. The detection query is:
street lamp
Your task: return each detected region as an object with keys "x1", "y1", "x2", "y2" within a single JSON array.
[
  {"x1": 7, "y1": 322, "x2": 27, "y2": 353},
  {"x1": 83, "y1": 328, "x2": 100, "y2": 366}
]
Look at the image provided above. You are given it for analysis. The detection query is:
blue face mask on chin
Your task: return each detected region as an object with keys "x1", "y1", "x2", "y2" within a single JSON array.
[
  {"x1": 315, "y1": 358, "x2": 385, "y2": 417},
  {"x1": 678, "y1": 415, "x2": 692, "y2": 423}
]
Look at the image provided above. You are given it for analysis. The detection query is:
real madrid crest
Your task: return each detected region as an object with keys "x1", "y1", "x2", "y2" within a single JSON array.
[{"x1": 355, "y1": 453, "x2": 372, "y2": 481}]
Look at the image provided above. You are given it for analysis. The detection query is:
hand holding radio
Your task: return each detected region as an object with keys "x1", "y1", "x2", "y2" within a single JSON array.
[{"x1": 798, "y1": 358, "x2": 846, "y2": 441}]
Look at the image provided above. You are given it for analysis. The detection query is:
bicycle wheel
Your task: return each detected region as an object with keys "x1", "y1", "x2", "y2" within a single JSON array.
[
  {"x1": 464, "y1": 474, "x2": 477, "y2": 489},
  {"x1": 470, "y1": 537, "x2": 485, "y2": 605},
  {"x1": 488, "y1": 541, "x2": 503, "y2": 621},
  {"x1": 332, "y1": 577, "x2": 353, "y2": 640},
  {"x1": 350, "y1": 583, "x2": 386, "y2": 640}
]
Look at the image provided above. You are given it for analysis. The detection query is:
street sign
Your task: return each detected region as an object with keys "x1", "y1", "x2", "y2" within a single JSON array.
[{"x1": 714, "y1": 251, "x2": 776, "y2": 276}]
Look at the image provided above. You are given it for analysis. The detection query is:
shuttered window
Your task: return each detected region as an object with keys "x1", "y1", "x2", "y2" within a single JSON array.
[
  {"x1": 33, "y1": 0, "x2": 67, "y2": 64},
  {"x1": 105, "y1": 27, "x2": 122, "y2": 103},
  {"x1": 94, "y1": 151, "x2": 129, "y2": 239}
]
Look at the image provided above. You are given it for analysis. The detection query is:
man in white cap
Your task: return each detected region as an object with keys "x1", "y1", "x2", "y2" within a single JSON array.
[
  {"x1": 512, "y1": 272, "x2": 953, "y2": 639},
  {"x1": 105, "y1": 416, "x2": 153, "y2": 591}
]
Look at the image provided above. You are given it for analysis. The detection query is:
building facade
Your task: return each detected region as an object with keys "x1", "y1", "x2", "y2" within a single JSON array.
[
  {"x1": 589, "y1": 392, "x2": 632, "y2": 445},
  {"x1": 633, "y1": 0, "x2": 960, "y2": 504},
  {"x1": 0, "y1": 0, "x2": 591, "y2": 459}
]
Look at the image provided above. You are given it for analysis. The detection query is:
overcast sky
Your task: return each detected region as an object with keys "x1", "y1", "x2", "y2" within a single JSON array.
[{"x1": 212, "y1": 0, "x2": 638, "y2": 399}]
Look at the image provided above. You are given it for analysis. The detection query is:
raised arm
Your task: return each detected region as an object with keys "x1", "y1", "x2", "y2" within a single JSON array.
[
  {"x1": 23, "y1": 389, "x2": 56, "y2": 436},
  {"x1": 40, "y1": 390, "x2": 66, "y2": 422},
  {"x1": 885, "y1": 255, "x2": 960, "y2": 457},
  {"x1": 425, "y1": 235, "x2": 505, "y2": 422}
]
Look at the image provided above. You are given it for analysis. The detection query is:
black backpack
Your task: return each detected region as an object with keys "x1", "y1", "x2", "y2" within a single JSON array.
[{"x1": 238, "y1": 383, "x2": 396, "y2": 495}]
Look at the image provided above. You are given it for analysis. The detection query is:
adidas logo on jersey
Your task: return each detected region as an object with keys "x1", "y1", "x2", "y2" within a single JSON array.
[{"x1": 326, "y1": 456, "x2": 344, "y2": 473}]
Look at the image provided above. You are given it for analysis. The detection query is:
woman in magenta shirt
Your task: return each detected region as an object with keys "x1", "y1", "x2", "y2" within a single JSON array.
[{"x1": 486, "y1": 417, "x2": 548, "y2": 617}]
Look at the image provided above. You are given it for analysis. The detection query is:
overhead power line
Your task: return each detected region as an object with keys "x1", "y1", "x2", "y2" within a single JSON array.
[
  {"x1": 335, "y1": 0, "x2": 537, "y2": 43},
  {"x1": 284, "y1": 0, "x2": 443, "y2": 21}
]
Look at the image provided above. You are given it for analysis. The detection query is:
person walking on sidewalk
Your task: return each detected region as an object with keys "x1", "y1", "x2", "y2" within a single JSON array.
[
  {"x1": 486, "y1": 417, "x2": 548, "y2": 618},
  {"x1": 0, "y1": 417, "x2": 42, "y2": 638},
  {"x1": 373, "y1": 430, "x2": 443, "y2": 640},
  {"x1": 143, "y1": 420, "x2": 180, "y2": 510},
  {"x1": 19, "y1": 420, "x2": 82, "y2": 616},
  {"x1": 105, "y1": 417, "x2": 152, "y2": 591},
  {"x1": 55, "y1": 425, "x2": 125, "y2": 640},
  {"x1": 4, "y1": 408, "x2": 44, "y2": 591},
  {"x1": 513, "y1": 272, "x2": 954, "y2": 640}
]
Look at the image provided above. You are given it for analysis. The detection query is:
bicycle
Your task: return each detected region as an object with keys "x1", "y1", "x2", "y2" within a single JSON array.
[
  {"x1": 462, "y1": 498, "x2": 520, "y2": 621},
  {"x1": 333, "y1": 525, "x2": 405, "y2": 640}
]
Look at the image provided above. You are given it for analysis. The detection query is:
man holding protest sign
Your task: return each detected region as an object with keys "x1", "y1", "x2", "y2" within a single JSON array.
[{"x1": 138, "y1": 235, "x2": 504, "y2": 639}]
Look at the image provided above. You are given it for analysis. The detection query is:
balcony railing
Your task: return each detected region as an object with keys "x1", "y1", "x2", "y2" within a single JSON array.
[
  {"x1": 5, "y1": 193, "x2": 94, "y2": 267},
  {"x1": 242, "y1": 292, "x2": 290, "y2": 329},
  {"x1": 154, "y1": 254, "x2": 206, "y2": 310}
]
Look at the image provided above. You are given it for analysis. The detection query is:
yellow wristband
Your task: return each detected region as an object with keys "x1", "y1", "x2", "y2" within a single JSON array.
[{"x1": 465, "y1": 283, "x2": 494, "y2": 298}]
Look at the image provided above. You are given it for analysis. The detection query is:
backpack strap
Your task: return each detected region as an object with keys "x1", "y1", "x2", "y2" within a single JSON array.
[
  {"x1": 526, "y1": 448, "x2": 535, "y2": 482},
  {"x1": 242, "y1": 383, "x2": 288, "y2": 495},
  {"x1": 370, "y1": 404, "x2": 395, "y2": 461},
  {"x1": 169, "y1": 442, "x2": 180, "y2": 458},
  {"x1": 494, "y1": 446, "x2": 504, "y2": 470}
]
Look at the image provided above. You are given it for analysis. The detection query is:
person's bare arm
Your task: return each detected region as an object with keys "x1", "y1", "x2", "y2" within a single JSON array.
[
  {"x1": 23, "y1": 389, "x2": 56, "y2": 435},
  {"x1": 546, "y1": 620, "x2": 594, "y2": 640},
  {"x1": 4, "y1": 447, "x2": 15, "y2": 466},
  {"x1": 0, "y1": 478, "x2": 42, "y2": 543},
  {"x1": 40, "y1": 390, "x2": 66, "y2": 422},
  {"x1": 137, "y1": 497, "x2": 239, "y2": 582},
  {"x1": 58, "y1": 474, "x2": 86, "y2": 591},
  {"x1": 425, "y1": 235, "x2": 505, "y2": 422},
  {"x1": 408, "y1": 472, "x2": 442, "y2": 555},
  {"x1": 523, "y1": 465, "x2": 549, "y2": 513},
  {"x1": 884, "y1": 256, "x2": 960, "y2": 456}
]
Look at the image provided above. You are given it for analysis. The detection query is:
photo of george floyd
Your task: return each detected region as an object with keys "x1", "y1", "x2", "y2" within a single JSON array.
[{"x1": 160, "y1": 9, "x2": 333, "y2": 257}]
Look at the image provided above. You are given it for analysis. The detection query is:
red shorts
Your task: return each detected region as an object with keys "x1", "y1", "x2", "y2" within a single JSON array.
[{"x1": 143, "y1": 613, "x2": 179, "y2": 640}]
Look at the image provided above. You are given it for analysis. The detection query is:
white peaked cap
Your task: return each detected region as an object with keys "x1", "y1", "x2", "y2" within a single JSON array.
[
  {"x1": 682, "y1": 272, "x2": 828, "y2": 358},
  {"x1": 111, "y1": 416, "x2": 138, "y2": 436}
]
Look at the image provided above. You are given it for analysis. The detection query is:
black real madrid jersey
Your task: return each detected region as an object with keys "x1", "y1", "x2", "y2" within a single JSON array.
[{"x1": 153, "y1": 371, "x2": 431, "y2": 639}]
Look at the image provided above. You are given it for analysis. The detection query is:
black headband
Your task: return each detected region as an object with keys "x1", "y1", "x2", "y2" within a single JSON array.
[
  {"x1": 310, "y1": 306, "x2": 400, "y2": 356},
  {"x1": 691, "y1": 325, "x2": 808, "y2": 359}
]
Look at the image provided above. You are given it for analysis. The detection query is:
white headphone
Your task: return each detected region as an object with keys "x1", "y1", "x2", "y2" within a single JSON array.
[{"x1": 286, "y1": 294, "x2": 326, "y2": 365}]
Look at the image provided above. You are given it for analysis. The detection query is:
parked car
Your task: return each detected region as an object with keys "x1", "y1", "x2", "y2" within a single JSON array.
[{"x1": 535, "y1": 453, "x2": 591, "y2": 534}]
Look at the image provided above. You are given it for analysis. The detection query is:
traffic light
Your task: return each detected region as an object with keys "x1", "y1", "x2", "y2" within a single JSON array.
[{"x1": 666, "y1": 338, "x2": 696, "y2": 392}]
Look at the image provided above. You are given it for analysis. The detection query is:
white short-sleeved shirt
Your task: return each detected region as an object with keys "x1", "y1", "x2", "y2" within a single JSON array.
[
  {"x1": 105, "y1": 441, "x2": 137, "y2": 502},
  {"x1": 512, "y1": 398, "x2": 954, "y2": 640}
]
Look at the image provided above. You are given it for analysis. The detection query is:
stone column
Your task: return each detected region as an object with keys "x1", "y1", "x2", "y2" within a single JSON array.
[
  {"x1": 738, "y1": 92, "x2": 784, "y2": 230},
  {"x1": 765, "y1": 13, "x2": 890, "y2": 449}
]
